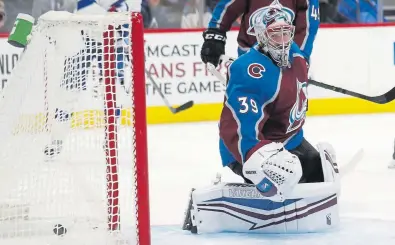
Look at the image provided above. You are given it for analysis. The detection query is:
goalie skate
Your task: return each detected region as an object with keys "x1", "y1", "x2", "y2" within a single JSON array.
[
  {"x1": 182, "y1": 173, "x2": 222, "y2": 234},
  {"x1": 182, "y1": 188, "x2": 197, "y2": 234}
]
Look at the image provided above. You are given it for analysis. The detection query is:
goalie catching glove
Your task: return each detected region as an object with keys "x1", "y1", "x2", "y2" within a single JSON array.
[{"x1": 242, "y1": 142, "x2": 303, "y2": 201}]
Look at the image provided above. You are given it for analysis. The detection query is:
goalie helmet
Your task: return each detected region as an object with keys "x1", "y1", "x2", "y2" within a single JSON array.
[{"x1": 251, "y1": 0, "x2": 295, "y2": 67}]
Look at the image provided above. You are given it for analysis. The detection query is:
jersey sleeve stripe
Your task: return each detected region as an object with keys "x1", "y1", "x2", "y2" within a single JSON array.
[
  {"x1": 208, "y1": 0, "x2": 236, "y2": 29},
  {"x1": 300, "y1": 0, "x2": 319, "y2": 59},
  {"x1": 300, "y1": 0, "x2": 310, "y2": 52},
  {"x1": 254, "y1": 71, "x2": 282, "y2": 141},
  {"x1": 223, "y1": 61, "x2": 242, "y2": 163},
  {"x1": 224, "y1": 94, "x2": 244, "y2": 163},
  {"x1": 292, "y1": 53, "x2": 305, "y2": 59}
]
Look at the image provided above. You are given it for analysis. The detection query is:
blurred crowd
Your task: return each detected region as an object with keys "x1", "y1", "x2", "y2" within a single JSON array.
[{"x1": 0, "y1": 0, "x2": 385, "y2": 32}]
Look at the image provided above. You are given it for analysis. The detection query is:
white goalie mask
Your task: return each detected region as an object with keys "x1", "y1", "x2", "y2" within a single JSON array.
[{"x1": 251, "y1": 2, "x2": 295, "y2": 67}]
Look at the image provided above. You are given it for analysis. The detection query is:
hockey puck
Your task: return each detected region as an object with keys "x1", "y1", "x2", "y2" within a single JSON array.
[{"x1": 53, "y1": 224, "x2": 67, "y2": 236}]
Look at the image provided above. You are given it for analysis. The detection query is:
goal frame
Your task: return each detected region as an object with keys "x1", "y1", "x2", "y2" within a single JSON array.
[{"x1": 103, "y1": 12, "x2": 150, "y2": 245}]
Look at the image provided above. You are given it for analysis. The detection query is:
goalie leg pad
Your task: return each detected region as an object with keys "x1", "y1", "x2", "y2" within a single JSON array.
[{"x1": 189, "y1": 182, "x2": 339, "y2": 234}]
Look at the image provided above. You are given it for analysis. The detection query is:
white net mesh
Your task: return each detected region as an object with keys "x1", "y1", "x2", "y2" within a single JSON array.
[{"x1": 0, "y1": 11, "x2": 146, "y2": 244}]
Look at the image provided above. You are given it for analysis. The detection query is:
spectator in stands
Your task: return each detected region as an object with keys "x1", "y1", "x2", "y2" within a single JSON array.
[
  {"x1": 141, "y1": 0, "x2": 154, "y2": 28},
  {"x1": 31, "y1": 0, "x2": 75, "y2": 20},
  {"x1": 0, "y1": 0, "x2": 34, "y2": 32},
  {"x1": 181, "y1": 0, "x2": 211, "y2": 28},
  {"x1": 0, "y1": 0, "x2": 5, "y2": 29},
  {"x1": 180, "y1": 0, "x2": 241, "y2": 28},
  {"x1": 33, "y1": 0, "x2": 154, "y2": 29},
  {"x1": 148, "y1": 0, "x2": 186, "y2": 28},
  {"x1": 359, "y1": 0, "x2": 380, "y2": 23},
  {"x1": 320, "y1": 0, "x2": 339, "y2": 23}
]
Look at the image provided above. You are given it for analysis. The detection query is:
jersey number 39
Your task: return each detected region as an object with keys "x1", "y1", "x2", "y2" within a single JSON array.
[{"x1": 238, "y1": 97, "x2": 258, "y2": 114}]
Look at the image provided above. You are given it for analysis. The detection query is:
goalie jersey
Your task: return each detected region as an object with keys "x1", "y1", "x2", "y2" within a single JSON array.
[{"x1": 219, "y1": 45, "x2": 308, "y2": 165}]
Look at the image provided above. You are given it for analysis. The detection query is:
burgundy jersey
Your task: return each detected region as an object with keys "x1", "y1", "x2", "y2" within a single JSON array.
[{"x1": 219, "y1": 45, "x2": 308, "y2": 165}]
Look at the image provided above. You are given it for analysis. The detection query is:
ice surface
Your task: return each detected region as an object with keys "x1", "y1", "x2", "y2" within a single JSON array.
[{"x1": 147, "y1": 113, "x2": 395, "y2": 245}]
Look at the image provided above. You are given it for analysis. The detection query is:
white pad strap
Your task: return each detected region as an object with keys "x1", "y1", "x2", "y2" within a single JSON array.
[{"x1": 317, "y1": 142, "x2": 341, "y2": 194}]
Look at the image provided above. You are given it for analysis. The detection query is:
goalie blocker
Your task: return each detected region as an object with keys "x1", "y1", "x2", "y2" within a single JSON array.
[{"x1": 183, "y1": 142, "x2": 340, "y2": 234}]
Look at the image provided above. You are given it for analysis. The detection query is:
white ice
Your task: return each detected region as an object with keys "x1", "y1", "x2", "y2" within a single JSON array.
[{"x1": 148, "y1": 113, "x2": 395, "y2": 245}]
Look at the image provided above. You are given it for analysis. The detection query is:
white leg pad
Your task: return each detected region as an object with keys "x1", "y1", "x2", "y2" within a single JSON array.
[{"x1": 190, "y1": 182, "x2": 339, "y2": 234}]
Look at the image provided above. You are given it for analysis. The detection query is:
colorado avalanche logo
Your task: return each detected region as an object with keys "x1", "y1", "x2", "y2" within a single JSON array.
[
  {"x1": 248, "y1": 63, "x2": 266, "y2": 79},
  {"x1": 286, "y1": 79, "x2": 308, "y2": 133},
  {"x1": 247, "y1": 5, "x2": 295, "y2": 36}
]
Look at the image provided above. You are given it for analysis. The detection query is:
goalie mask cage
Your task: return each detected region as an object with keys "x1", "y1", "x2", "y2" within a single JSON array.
[{"x1": 0, "y1": 8, "x2": 150, "y2": 245}]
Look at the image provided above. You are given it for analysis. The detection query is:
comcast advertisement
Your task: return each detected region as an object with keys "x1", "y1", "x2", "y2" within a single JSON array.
[{"x1": 144, "y1": 31, "x2": 238, "y2": 107}]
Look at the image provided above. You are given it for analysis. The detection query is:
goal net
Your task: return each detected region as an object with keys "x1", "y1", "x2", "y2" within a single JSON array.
[{"x1": 0, "y1": 8, "x2": 149, "y2": 245}]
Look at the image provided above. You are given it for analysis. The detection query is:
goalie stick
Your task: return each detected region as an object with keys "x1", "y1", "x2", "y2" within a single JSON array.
[
  {"x1": 206, "y1": 55, "x2": 233, "y2": 86},
  {"x1": 308, "y1": 79, "x2": 395, "y2": 104},
  {"x1": 145, "y1": 70, "x2": 194, "y2": 114},
  {"x1": 210, "y1": 55, "x2": 395, "y2": 104}
]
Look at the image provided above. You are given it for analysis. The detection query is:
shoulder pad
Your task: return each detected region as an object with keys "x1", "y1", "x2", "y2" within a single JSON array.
[
  {"x1": 227, "y1": 50, "x2": 281, "y2": 100},
  {"x1": 228, "y1": 50, "x2": 278, "y2": 83}
]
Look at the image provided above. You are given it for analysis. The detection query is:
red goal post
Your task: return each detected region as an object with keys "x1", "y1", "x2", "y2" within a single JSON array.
[
  {"x1": 127, "y1": 11, "x2": 151, "y2": 245},
  {"x1": 104, "y1": 11, "x2": 151, "y2": 244},
  {"x1": 102, "y1": 10, "x2": 151, "y2": 245}
]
